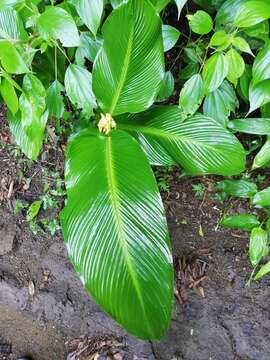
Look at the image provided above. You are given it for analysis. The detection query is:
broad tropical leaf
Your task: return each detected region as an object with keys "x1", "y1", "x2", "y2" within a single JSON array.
[
  {"x1": 252, "y1": 138, "x2": 270, "y2": 170},
  {"x1": 92, "y1": 0, "x2": 164, "y2": 116},
  {"x1": 0, "y1": 7, "x2": 27, "y2": 40},
  {"x1": 117, "y1": 106, "x2": 246, "y2": 175},
  {"x1": 64, "y1": 64, "x2": 96, "y2": 116},
  {"x1": 38, "y1": 7, "x2": 80, "y2": 47},
  {"x1": 61, "y1": 129, "x2": 173, "y2": 340},
  {"x1": 234, "y1": 1, "x2": 270, "y2": 28},
  {"x1": 216, "y1": 179, "x2": 257, "y2": 198},
  {"x1": 249, "y1": 79, "x2": 270, "y2": 113},
  {"x1": 252, "y1": 44, "x2": 270, "y2": 86}
]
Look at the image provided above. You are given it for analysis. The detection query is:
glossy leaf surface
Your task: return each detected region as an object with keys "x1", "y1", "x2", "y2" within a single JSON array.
[
  {"x1": 0, "y1": 78, "x2": 18, "y2": 115},
  {"x1": 61, "y1": 129, "x2": 173, "y2": 340},
  {"x1": 249, "y1": 227, "x2": 268, "y2": 267},
  {"x1": 234, "y1": 1, "x2": 270, "y2": 28},
  {"x1": 252, "y1": 44, "x2": 270, "y2": 86},
  {"x1": 252, "y1": 188, "x2": 270, "y2": 207},
  {"x1": 0, "y1": 7, "x2": 27, "y2": 39},
  {"x1": 92, "y1": 0, "x2": 164, "y2": 115},
  {"x1": 0, "y1": 41, "x2": 28, "y2": 74},
  {"x1": 187, "y1": 10, "x2": 213, "y2": 35},
  {"x1": 117, "y1": 106, "x2": 246, "y2": 175},
  {"x1": 252, "y1": 138, "x2": 270, "y2": 170},
  {"x1": 162, "y1": 24, "x2": 180, "y2": 52},
  {"x1": 216, "y1": 179, "x2": 257, "y2": 198},
  {"x1": 73, "y1": 0, "x2": 103, "y2": 37},
  {"x1": 220, "y1": 214, "x2": 260, "y2": 231},
  {"x1": 46, "y1": 80, "x2": 65, "y2": 120},
  {"x1": 228, "y1": 118, "x2": 270, "y2": 135},
  {"x1": 179, "y1": 74, "x2": 204, "y2": 117},
  {"x1": 202, "y1": 53, "x2": 228, "y2": 94}
]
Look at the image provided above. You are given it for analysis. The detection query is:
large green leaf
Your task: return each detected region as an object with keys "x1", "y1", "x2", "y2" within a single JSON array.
[
  {"x1": 216, "y1": 0, "x2": 251, "y2": 25},
  {"x1": 0, "y1": 41, "x2": 28, "y2": 74},
  {"x1": 249, "y1": 79, "x2": 270, "y2": 113},
  {"x1": 8, "y1": 110, "x2": 48, "y2": 160},
  {"x1": 38, "y1": 7, "x2": 80, "y2": 47},
  {"x1": 92, "y1": 0, "x2": 164, "y2": 116},
  {"x1": 61, "y1": 129, "x2": 173, "y2": 340},
  {"x1": 0, "y1": 7, "x2": 27, "y2": 40},
  {"x1": 220, "y1": 214, "x2": 260, "y2": 231},
  {"x1": 234, "y1": 1, "x2": 270, "y2": 28},
  {"x1": 228, "y1": 118, "x2": 270, "y2": 135},
  {"x1": 0, "y1": 78, "x2": 18, "y2": 115},
  {"x1": 203, "y1": 80, "x2": 238, "y2": 127},
  {"x1": 117, "y1": 106, "x2": 246, "y2": 175},
  {"x1": 202, "y1": 53, "x2": 228, "y2": 94},
  {"x1": 252, "y1": 44, "x2": 270, "y2": 87},
  {"x1": 252, "y1": 138, "x2": 270, "y2": 170},
  {"x1": 72, "y1": 0, "x2": 103, "y2": 37},
  {"x1": 64, "y1": 64, "x2": 96, "y2": 116}
]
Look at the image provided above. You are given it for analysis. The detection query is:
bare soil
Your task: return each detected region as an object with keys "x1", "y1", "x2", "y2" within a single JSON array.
[{"x1": 1, "y1": 107, "x2": 270, "y2": 360}]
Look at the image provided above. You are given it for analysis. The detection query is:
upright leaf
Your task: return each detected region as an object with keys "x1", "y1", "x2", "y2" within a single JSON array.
[
  {"x1": 162, "y1": 24, "x2": 180, "y2": 52},
  {"x1": 249, "y1": 79, "x2": 270, "y2": 113},
  {"x1": 255, "y1": 261, "x2": 270, "y2": 280},
  {"x1": 203, "y1": 80, "x2": 238, "y2": 127},
  {"x1": 249, "y1": 227, "x2": 268, "y2": 267},
  {"x1": 46, "y1": 80, "x2": 65, "y2": 120},
  {"x1": 225, "y1": 48, "x2": 245, "y2": 85},
  {"x1": 252, "y1": 138, "x2": 270, "y2": 170},
  {"x1": 8, "y1": 110, "x2": 48, "y2": 160},
  {"x1": 92, "y1": 0, "x2": 164, "y2": 116},
  {"x1": 252, "y1": 44, "x2": 270, "y2": 86},
  {"x1": 117, "y1": 106, "x2": 246, "y2": 175},
  {"x1": 157, "y1": 71, "x2": 174, "y2": 101},
  {"x1": 38, "y1": 7, "x2": 80, "y2": 47},
  {"x1": 179, "y1": 73, "x2": 204, "y2": 116},
  {"x1": 252, "y1": 188, "x2": 270, "y2": 207},
  {"x1": 174, "y1": 0, "x2": 187, "y2": 19},
  {"x1": 202, "y1": 53, "x2": 228, "y2": 94},
  {"x1": 19, "y1": 74, "x2": 46, "y2": 138},
  {"x1": 72, "y1": 0, "x2": 103, "y2": 37},
  {"x1": 61, "y1": 129, "x2": 173, "y2": 340},
  {"x1": 75, "y1": 32, "x2": 103, "y2": 65},
  {"x1": 65, "y1": 64, "x2": 96, "y2": 116},
  {"x1": 0, "y1": 78, "x2": 18, "y2": 115}
]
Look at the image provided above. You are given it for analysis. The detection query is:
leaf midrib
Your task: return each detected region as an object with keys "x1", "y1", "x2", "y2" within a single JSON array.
[
  {"x1": 118, "y1": 122, "x2": 236, "y2": 155},
  {"x1": 105, "y1": 136, "x2": 153, "y2": 336},
  {"x1": 109, "y1": 18, "x2": 134, "y2": 114}
]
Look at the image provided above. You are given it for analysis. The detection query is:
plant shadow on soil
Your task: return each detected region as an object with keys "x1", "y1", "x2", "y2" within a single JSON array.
[{"x1": 1, "y1": 107, "x2": 270, "y2": 360}]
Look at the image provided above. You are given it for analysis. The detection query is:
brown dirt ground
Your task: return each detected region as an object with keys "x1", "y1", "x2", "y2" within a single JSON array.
[{"x1": 1, "y1": 107, "x2": 270, "y2": 360}]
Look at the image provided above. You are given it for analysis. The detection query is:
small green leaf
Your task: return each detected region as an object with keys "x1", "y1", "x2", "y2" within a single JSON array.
[
  {"x1": 0, "y1": 41, "x2": 28, "y2": 74},
  {"x1": 210, "y1": 30, "x2": 231, "y2": 48},
  {"x1": 249, "y1": 227, "x2": 268, "y2": 267},
  {"x1": 187, "y1": 10, "x2": 213, "y2": 35},
  {"x1": 202, "y1": 53, "x2": 228, "y2": 94},
  {"x1": 65, "y1": 64, "x2": 96, "y2": 116},
  {"x1": 162, "y1": 24, "x2": 180, "y2": 52},
  {"x1": 232, "y1": 37, "x2": 253, "y2": 56},
  {"x1": 234, "y1": 1, "x2": 270, "y2": 28},
  {"x1": 72, "y1": 0, "x2": 103, "y2": 37},
  {"x1": 252, "y1": 138, "x2": 270, "y2": 170},
  {"x1": 0, "y1": 78, "x2": 18, "y2": 115},
  {"x1": 220, "y1": 214, "x2": 260, "y2": 231},
  {"x1": 228, "y1": 118, "x2": 270, "y2": 135},
  {"x1": 38, "y1": 7, "x2": 80, "y2": 47},
  {"x1": 157, "y1": 71, "x2": 174, "y2": 101},
  {"x1": 179, "y1": 73, "x2": 204, "y2": 116},
  {"x1": 255, "y1": 261, "x2": 270, "y2": 280},
  {"x1": 252, "y1": 188, "x2": 270, "y2": 207},
  {"x1": 203, "y1": 80, "x2": 238, "y2": 127},
  {"x1": 238, "y1": 64, "x2": 252, "y2": 103},
  {"x1": 216, "y1": 179, "x2": 257, "y2": 198},
  {"x1": 252, "y1": 44, "x2": 270, "y2": 86},
  {"x1": 26, "y1": 200, "x2": 42, "y2": 221},
  {"x1": 46, "y1": 80, "x2": 65, "y2": 120},
  {"x1": 225, "y1": 48, "x2": 245, "y2": 85}
]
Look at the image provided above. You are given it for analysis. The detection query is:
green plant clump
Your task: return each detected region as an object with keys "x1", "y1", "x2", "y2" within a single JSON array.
[{"x1": 1, "y1": 0, "x2": 270, "y2": 340}]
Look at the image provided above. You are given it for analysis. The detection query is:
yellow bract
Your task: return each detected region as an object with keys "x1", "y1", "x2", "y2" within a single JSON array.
[{"x1": 98, "y1": 113, "x2": 117, "y2": 135}]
